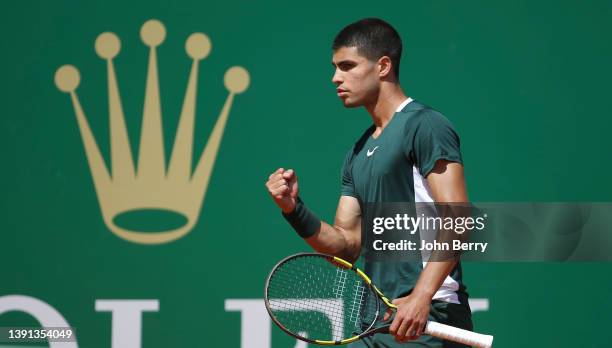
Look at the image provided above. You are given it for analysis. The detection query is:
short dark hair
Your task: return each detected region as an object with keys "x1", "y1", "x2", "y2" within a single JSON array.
[{"x1": 332, "y1": 18, "x2": 403, "y2": 80}]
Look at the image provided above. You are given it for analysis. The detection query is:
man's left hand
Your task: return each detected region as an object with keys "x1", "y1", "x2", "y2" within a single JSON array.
[{"x1": 385, "y1": 292, "x2": 432, "y2": 342}]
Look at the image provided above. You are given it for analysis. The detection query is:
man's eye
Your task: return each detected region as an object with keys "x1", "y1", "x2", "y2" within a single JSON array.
[{"x1": 340, "y1": 63, "x2": 355, "y2": 71}]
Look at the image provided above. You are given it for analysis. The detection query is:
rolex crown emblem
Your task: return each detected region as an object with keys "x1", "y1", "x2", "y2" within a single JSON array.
[{"x1": 54, "y1": 19, "x2": 250, "y2": 244}]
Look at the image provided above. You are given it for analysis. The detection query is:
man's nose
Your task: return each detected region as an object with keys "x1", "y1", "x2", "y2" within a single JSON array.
[{"x1": 332, "y1": 69, "x2": 342, "y2": 85}]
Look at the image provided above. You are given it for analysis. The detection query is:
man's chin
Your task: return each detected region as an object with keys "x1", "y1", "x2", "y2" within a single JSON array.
[{"x1": 341, "y1": 98, "x2": 361, "y2": 108}]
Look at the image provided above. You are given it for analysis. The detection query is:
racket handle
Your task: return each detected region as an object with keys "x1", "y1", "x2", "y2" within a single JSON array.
[{"x1": 425, "y1": 321, "x2": 493, "y2": 348}]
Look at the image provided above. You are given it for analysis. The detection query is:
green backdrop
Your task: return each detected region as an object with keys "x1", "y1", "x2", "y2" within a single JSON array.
[{"x1": 2, "y1": 1, "x2": 611, "y2": 347}]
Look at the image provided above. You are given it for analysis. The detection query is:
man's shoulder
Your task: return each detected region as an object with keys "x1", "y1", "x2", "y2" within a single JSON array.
[
  {"x1": 399, "y1": 101, "x2": 449, "y2": 125},
  {"x1": 398, "y1": 102, "x2": 457, "y2": 137}
]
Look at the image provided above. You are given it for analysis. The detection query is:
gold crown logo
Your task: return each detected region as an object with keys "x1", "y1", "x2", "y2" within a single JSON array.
[{"x1": 54, "y1": 19, "x2": 250, "y2": 244}]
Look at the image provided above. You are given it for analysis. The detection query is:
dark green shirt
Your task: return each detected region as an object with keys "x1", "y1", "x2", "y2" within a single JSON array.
[{"x1": 340, "y1": 99, "x2": 467, "y2": 303}]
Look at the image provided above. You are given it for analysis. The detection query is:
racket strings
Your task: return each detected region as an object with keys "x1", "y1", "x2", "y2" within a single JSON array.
[
  {"x1": 266, "y1": 255, "x2": 374, "y2": 341},
  {"x1": 332, "y1": 267, "x2": 347, "y2": 298},
  {"x1": 346, "y1": 281, "x2": 365, "y2": 327}
]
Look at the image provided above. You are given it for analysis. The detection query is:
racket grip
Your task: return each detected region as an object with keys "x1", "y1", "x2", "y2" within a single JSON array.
[{"x1": 424, "y1": 321, "x2": 493, "y2": 348}]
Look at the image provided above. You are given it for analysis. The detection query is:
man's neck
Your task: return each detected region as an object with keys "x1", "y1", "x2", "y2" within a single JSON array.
[{"x1": 365, "y1": 83, "x2": 408, "y2": 129}]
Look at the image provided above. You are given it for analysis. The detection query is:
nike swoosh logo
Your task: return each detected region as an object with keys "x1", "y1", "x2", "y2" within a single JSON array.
[{"x1": 366, "y1": 146, "x2": 379, "y2": 157}]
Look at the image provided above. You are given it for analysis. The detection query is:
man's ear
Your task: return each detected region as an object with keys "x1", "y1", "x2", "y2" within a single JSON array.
[{"x1": 378, "y1": 56, "x2": 393, "y2": 78}]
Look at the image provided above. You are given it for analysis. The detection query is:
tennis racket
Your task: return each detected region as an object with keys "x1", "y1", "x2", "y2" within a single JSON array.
[{"x1": 264, "y1": 253, "x2": 493, "y2": 347}]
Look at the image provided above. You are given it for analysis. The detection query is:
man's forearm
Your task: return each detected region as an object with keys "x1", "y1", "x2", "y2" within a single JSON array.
[
  {"x1": 305, "y1": 222, "x2": 360, "y2": 262},
  {"x1": 411, "y1": 260, "x2": 458, "y2": 299}
]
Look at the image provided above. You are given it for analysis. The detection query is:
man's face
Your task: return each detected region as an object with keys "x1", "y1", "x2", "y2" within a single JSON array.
[{"x1": 332, "y1": 46, "x2": 380, "y2": 108}]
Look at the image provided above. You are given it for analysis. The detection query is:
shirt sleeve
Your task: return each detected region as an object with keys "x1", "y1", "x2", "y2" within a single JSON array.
[
  {"x1": 412, "y1": 111, "x2": 463, "y2": 177},
  {"x1": 340, "y1": 149, "x2": 358, "y2": 198}
]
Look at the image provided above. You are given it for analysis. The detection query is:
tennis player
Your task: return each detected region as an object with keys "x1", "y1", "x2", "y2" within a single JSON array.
[{"x1": 266, "y1": 18, "x2": 472, "y2": 347}]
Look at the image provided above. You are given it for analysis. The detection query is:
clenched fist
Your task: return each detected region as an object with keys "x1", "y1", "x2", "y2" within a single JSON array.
[{"x1": 265, "y1": 168, "x2": 299, "y2": 213}]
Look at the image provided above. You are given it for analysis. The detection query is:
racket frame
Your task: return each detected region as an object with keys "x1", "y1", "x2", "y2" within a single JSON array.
[{"x1": 264, "y1": 252, "x2": 393, "y2": 345}]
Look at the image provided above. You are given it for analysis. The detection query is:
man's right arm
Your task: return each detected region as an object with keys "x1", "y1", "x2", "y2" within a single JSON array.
[
  {"x1": 265, "y1": 168, "x2": 362, "y2": 262},
  {"x1": 305, "y1": 195, "x2": 361, "y2": 262}
]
